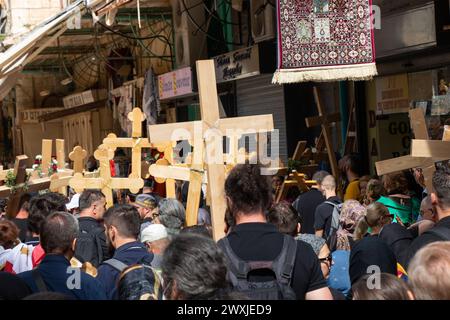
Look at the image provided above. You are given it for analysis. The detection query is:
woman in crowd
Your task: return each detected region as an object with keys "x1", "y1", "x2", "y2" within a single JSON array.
[
  {"x1": 354, "y1": 202, "x2": 393, "y2": 240},
  {"x1": 325, "y1": 200, "x2": 366, "y2": 298},
  {"x1": 362, "y1": 179, "x2": 385, "y2": 206},
  {"x1": 377, "y1": 172, "x2": 420, "y2": 226},
  {"x1": 153, "y1": 198, "x2": 186, "y2": 238}
]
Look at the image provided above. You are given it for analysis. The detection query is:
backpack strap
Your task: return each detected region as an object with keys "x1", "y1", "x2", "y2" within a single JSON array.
[
  {"x1": 324, "y1": 201, "x2": 339, "y2": 207},
  {"x1": 32, "y1": 269, "x2": 48, "y2": 292},
  {"x1": 273, "y1": 235, "x2": 297, "y2": 286},
  {"x1": 424, "y1": 227, "x2": 450, "y2": 241},
  {"x1": 217, "y1": 238, "x2": 249, "y2": 280},
  {"x1": 103, "y1": 258, "x2": 129, "y2": 273}
]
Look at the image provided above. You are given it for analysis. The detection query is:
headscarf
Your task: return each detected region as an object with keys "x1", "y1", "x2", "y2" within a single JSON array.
[
  {"x1": 336, "y1": 200, "x2": 366, "y2": 251},
  {"x1": 296, "y1": 234, "x2": 326, "y2": 255},
  {"x1": 349, "y1": 236, "x2": 397, "y2": 285}
]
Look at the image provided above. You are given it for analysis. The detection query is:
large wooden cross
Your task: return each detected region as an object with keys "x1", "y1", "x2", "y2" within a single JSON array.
[
  {"x1": 375, "y1": 108, "x2": 443, "y2": 192},
  {"x1": 69, "y1": 145, "x2": 143, "y2": 208},
  {"x1": 305, "y1": 87, "x2": 341, "y2": 180},
  {"x1": 147, "y1": 60, "x2": 274, "y2": 240}
]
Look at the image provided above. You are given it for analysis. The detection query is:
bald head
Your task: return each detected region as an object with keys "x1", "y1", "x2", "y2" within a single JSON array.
[
  {"x1": 321, "y1": 175, "x2": 336, "y2": 191},
  {"x1": 320, "y1": 175, "x2": 337, "y2": 199}
]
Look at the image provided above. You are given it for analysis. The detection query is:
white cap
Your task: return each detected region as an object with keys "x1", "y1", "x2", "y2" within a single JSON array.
[
  {"x1": 141, "y1": 224, "x2": 168, "y2": 243},
  {"x1": 66, "y1": 193, "x2": 80, "y2": 210}
]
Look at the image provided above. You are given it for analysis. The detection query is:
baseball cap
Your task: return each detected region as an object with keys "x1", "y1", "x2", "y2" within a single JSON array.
[
  {"x1": 134, "y1": 194, "x2": 157, "y2": 209},
  {"x1": 66, "y1": 193, "x2": 80, "y2": 210},
  {"x1": 141, "y1": 224, "x2": 168, "y2": 243}
]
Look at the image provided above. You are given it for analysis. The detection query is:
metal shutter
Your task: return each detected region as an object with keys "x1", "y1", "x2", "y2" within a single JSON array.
[{"x1": 236, "y1": 74, "x2": 288, "y2": 164}]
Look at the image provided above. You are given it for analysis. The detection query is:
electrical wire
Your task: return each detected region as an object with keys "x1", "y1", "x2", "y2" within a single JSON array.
[{"x1": 180, "y1": 0, "x2": 242, "y2": 46}]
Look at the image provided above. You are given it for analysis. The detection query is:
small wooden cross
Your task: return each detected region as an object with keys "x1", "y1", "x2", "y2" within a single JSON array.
[
  {"x1": 305, "y1": 87, "x2": 341, "y2": 181},
  {"x1": 147, "y1": 60, "x2": 274, "y2": 239},
  {"x1": 0, "y1": 155, "x2": 51, "y2": 218},
  {"x1": 275, "y1": 171, "x2": 316, "y2": 203},
  {"x1": 69, "y1": 145, "x2": 144, "y2": 208},
  {"x1": 69, "y1": 146, "x2": 88, "y2": 174}
]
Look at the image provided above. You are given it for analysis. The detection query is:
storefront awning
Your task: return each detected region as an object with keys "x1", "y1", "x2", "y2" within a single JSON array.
[{"x1": 0, "y1": 0, "x2": 86, "y2": 79}]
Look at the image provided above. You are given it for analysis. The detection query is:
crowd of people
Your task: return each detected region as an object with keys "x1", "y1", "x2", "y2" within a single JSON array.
[{"x1": 0, "y1": 154, "x2": 450, "y2": 300}]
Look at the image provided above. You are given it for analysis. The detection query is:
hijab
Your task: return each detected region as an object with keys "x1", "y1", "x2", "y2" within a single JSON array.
[{"x1": 336, "y1": 200, "x2": 366, "y2": 251}]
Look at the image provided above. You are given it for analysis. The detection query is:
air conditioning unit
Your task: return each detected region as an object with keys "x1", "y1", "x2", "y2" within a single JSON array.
[
  {"x1": 171, "y1": 0, "x2": 207, "y2": 68},
  {"x1": 250, "y1": 0, "x2": 276, "y2": 43}
]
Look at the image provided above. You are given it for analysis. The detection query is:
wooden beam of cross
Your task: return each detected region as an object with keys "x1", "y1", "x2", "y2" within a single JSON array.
[
  {"x1": 56, "y1": 139, "x2": 65, "y2": 170},
  {"x1": 69, "y1": 145, "x2": 144, "y2": 208},
  {"x1": 411, "y1": 126, "x2": 450, "y2": 161},
  {"x1": 41, "y1": 139, "x2": 53, "y2": 175},
  {"x1": 147, "y1": 60, "x2": 274, "y2": 240},
  {"x1": 69, "y1": 146, "x2": 88, "y2": 174},
  {"x1": 375, "y1": 108, "x2": 441, "y2": 192},
  {"x1": 305, "y1": 87, "x2": 341, "y2": 180}
]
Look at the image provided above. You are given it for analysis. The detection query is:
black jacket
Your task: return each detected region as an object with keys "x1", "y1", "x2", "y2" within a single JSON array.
[{"x1": 406, "y1": 216, "x2": 450, "y2": 267}]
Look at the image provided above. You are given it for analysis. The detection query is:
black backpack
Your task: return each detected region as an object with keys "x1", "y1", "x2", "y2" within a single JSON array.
[
  {"x1": 218, "y1": 235, "x2": 297, "y2": 300},
  {"x1": 74, "y1": 227, "x2": 105, "y2": 267},
  {"x1": 323, "y1": 201, "x2": 343, "y2": 252}
]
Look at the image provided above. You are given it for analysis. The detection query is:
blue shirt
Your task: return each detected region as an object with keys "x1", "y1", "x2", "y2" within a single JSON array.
[
  {"x1": 96, "y1": 241, "x2": 153, "y2": 300},
  {"x1": 18, "y1": 254, "x2": 107, "y2": 300}
]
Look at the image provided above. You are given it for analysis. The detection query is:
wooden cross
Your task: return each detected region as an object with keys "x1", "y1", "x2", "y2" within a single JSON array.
[
  {"x1": 305, "y1": 87, "x2": 341, "y2": 180},
  {"x1": 69, "y1": 145, "x2": 144, "y2": 208},
  {"x1": 375, "y1": 108, "x2": 441, "y2": 192},
  {"x1": 69, "y1": 146, "x2": 88, "y2": 174},
  {"x1": 0, "y1": 155, "x2": 51, "y2": 218},
  {"x1": 102, "y1": 107, "x2": 175, "y2": 196},
  {"x1": 147, "y1": 60, "x2": 274, "y2": 240},
  {"x1": 275, "y1": 171, "x2": 316, "y2": 203},
  {"x1": 411, "y1": 125, "x2": 450, "y2": 188}
]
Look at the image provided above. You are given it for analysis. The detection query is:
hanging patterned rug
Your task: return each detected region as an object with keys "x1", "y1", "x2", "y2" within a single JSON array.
[{"x1": 273, "y1": 0, "x2": 378, "y2": 84}]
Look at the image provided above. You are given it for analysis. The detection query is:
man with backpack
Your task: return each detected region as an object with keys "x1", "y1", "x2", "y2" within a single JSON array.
[
  {"x1": 218, "y1": 164, "x2": 332, "y2": 300},
  {"x1": 406, "y1": 166, "x2": 450, "y2": 266},
  {"x1": 18, "y1": 212, "x2": 106, "y2": 300},
  {"x1": 96, "y1": 204, "x2": 153, "y2": 300},
  {"x1": 314, "y1": 175, "x2": 342, "y2": 251},
  {"x1": 74, "y1": 190, "x2": 109, "y2": 267}
]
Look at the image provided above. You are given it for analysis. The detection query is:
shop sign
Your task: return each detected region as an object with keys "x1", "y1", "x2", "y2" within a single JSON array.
[
  {"x1": 214, "y1": 45, "x2": 260, "y2": 83},
  {"x1": 376, "y1": 74, "x2": 410, "y2": 115},
  {"x1": 158, "y1": 67, "x2": 193, "y2": 100},
  {"x1": 63, "y1": 89, "x2": 107, "y2": 109}
]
